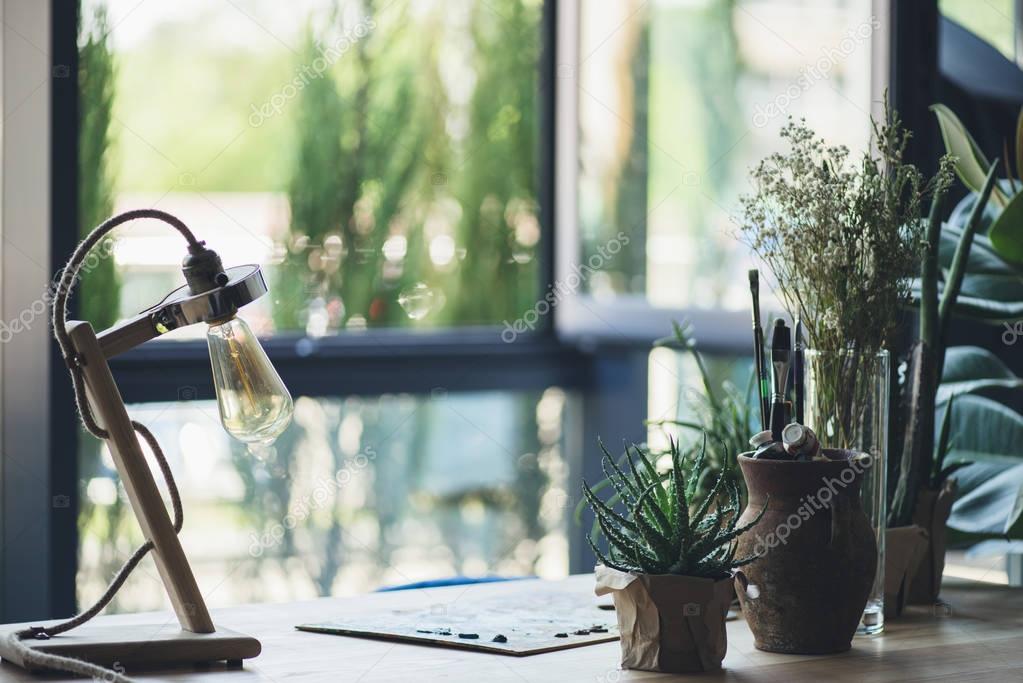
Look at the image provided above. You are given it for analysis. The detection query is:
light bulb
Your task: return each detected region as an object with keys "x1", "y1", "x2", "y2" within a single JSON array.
[{"x1": 206, "y1": 316, "x2": 293, "y2": 445}]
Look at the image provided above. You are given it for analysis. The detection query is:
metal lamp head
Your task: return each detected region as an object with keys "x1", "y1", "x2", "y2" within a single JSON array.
[{"x1": 148, "y1": 263, "x2": 269, "y2": 333}]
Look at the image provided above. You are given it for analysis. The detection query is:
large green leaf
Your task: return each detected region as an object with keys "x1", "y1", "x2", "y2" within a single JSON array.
[
  {"x1": 940, "y1": 223, "x2": 1019, "y2": 274},
  {"x1": 915, "y1": 213, "x2": 1023, "y2": 322},
  {"x1": 943, "y1": 395, "x2": 1023, "y2": 538},
  {"x1": 938, "y1": 346, "x2": 1023, "y2": 404},
  {"x1": 953, "y1": 270, "x2": 1023, "y2": 302},
  {"x1": 988, "y1": 190, "x2": 1023, "y2": 264},
  {"x1": 910, "y1": 200, "x2": 1023, "y2": 323},
  {"x1": 947, "y1": 455, "x2": 1023, "y2": 537},
  {"x1": 944, "y1": 394, "x2": 1023, "y2": 452},
  {"x1": 910, "y1": 278, "x2": 1023, "y2": 322},
  {"x1": 938, "y1": 292, "x2": 1023, "y2": 322},
  {"x1": 932, "y1": 103, "x2": 1008, "y2": 208},
  {"x1": 949, "y1": 190, "x2": 1000, "y2": 235}
]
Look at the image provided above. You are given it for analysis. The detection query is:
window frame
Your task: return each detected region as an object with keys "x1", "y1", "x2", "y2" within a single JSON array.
[
  {"x1": 552, "y1": 0, "x2": 894, "y2": 349},
  {"x1": 1, "y1": 0, "x2": 934, "y2": 622},
  {"x1": 34, "y1": 0, "x2": 637, "y2": 622}
]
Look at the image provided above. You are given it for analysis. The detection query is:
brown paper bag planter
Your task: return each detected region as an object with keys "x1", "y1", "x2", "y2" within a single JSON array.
[
  {"x1": 734, "y1": 449, "x2": 876, "y2": 654},
  {"x1": 908, "y1": 478, "x2": 957, "y2": 604},
  {"x1": 884, "y1": 525, "x2": 929, "y2": 617},
  {"x1": 594, "y1": 565, "x2": 734, "y2": 673}
]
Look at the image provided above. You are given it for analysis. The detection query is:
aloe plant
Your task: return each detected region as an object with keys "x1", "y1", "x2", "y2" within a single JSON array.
[{"x1": 582, "y1": 436, "x2": 765, "y2": 577}]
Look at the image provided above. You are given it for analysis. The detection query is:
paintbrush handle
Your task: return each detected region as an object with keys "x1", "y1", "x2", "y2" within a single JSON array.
[
  {"x1": 753, "y1": 325, "x2": 768, "y2": 430},
  {"x1": 794, "y1": 349, "x2": 804, "y2": 424}
]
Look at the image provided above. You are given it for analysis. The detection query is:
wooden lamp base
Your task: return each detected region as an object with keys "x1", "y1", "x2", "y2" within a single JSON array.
[{"x1": 0, "y1": 624, "x2": 260, "y2": 673}]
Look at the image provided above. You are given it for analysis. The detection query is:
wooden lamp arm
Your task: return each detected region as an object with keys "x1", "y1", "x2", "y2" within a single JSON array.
[
  {"x1": 69, "y1": 320, "x2": 215, "y2": 633},
  {"x1": 96, "y1": 313, "x2": 162, "y2": 359}
]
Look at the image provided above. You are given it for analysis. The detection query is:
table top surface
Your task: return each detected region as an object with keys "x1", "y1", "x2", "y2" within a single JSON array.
[{"x1": 2, "y1": 574, "x2": 1021, "y2": 682}]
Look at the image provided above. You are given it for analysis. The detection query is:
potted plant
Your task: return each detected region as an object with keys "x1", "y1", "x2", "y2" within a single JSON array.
[
  {"x1": 888, "y1": 142, "x2": 998, "y2": 608},
  {"x1": 584, "y1": 437, "x2": 764, "y2": 673},
  {"x1": 890, "y1": 103, "x2": 1023, "y2": 603}
]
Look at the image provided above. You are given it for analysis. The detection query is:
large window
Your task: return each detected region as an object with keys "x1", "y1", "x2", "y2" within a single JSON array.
[
  {"x1": 73, "y1": 0, "x2": 560, "y2": 614},
  {"x1": 18, "y1": 0, "x2": 979, "y2": 624},
  {"x1": 82, "y1": 0, "x2": 543, "y2": 336},
  {"x1": 562, "y1": 0, "x2": 877, "y2": 340},
  {"x1": 70, "y1": 0, "x2": 883, "y2": 612},
  {"x1": 78, "y1": 389, "x2": 571, "y2": 610}
]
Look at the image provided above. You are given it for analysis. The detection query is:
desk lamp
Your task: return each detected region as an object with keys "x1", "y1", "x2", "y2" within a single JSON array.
[{"x1": 0, "y1": 209, "x2": 293, "y2": 681}]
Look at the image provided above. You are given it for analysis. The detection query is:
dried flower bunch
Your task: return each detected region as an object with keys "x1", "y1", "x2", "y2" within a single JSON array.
[
  {"x1": 738, "y1": 108, "x2": 953, "y2": 446},
  {"x1": 583, "y1": 437, "x2": 766, "y2": 578},
  {"x1": 739, "y1": 112, "x2": 946, "y2": 353}
]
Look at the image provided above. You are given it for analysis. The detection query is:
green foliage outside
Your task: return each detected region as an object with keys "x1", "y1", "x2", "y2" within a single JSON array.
[
  {"x1": 78, "y1": 2, "x2": 119, "y2": 330},
  {"x1": 279, "y1": 0, "x2": 540, "y2": 330},
  {"x1": 75, "y1": 0, "x2": 554, "y2": 608}
]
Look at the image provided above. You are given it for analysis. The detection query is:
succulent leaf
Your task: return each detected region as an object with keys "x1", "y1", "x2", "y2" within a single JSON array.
[{"x1": 583, "y1": 433, "x2": 760, "y2": 578}]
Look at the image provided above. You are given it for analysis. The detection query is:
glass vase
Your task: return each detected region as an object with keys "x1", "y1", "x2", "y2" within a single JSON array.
[{"x1": 802, "y1": 349, "x2": 889, "y2": 636}]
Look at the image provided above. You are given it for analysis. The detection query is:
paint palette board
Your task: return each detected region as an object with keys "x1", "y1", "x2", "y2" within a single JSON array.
[{"x1": 297, "y1": 584, "x2": 619, "y2": 656}]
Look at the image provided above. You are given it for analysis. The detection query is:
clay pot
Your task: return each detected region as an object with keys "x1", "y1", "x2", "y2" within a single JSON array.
[
  {"x1": 884, "y1": 525, "x2": 929, "y2": 617},
  {"x1": 907, "y1": 479, "x2": 957, "y2": 604},
  {"x1": 594, "y1": 565, "x2": 732, "y2": 673},
  {"x1": 734, "y1": 449, "x2": 877, "y2": 654}
]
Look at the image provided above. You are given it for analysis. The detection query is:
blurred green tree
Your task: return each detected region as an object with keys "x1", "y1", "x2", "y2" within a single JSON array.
[
  {"x1": 444, "y1": 0, "x2": 541, "y2": 326},
  {"x1": 278, "y1": 0, "x2": 540, "y2": 332},
  {"x1": 78, "y1": 1, "x2": 120, "y2": 329},
  {"x1": 277, "y1": 0, "x2": 445, "y2": 331},
  {"x1": 77, "y1": 0, "x2": 137, "y2": 609}
]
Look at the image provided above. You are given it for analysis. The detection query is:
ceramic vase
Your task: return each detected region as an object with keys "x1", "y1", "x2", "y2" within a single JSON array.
[{"x1": 734, "y1": 449, "x2": 877, "y2": 654}]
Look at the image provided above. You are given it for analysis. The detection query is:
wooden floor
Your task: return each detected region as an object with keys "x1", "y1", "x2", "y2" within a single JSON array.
[{"x1": 2, "y1": 575, "x2": 1021, "y2": 681}]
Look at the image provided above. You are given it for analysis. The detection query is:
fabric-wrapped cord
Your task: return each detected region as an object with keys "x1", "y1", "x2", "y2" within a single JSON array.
[{"x1": 4, "y1": 210, "x2": 199, "y2": 682}]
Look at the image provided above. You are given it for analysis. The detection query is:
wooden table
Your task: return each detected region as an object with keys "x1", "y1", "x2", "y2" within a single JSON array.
[{"x1": 2, "y1": 575, "x2": 1021, "y2": 681}]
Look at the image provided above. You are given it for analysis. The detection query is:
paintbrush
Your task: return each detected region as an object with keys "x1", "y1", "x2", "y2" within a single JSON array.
[
  {"x1": 748, "y1": 270, "x2": 769, "y2": 431},
  {"x1": 769, "y1": 319, "x2": 792, "y2": 440},
  {"x1": 794, "y1": 318, "x2": 805, "y2": 424}
]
